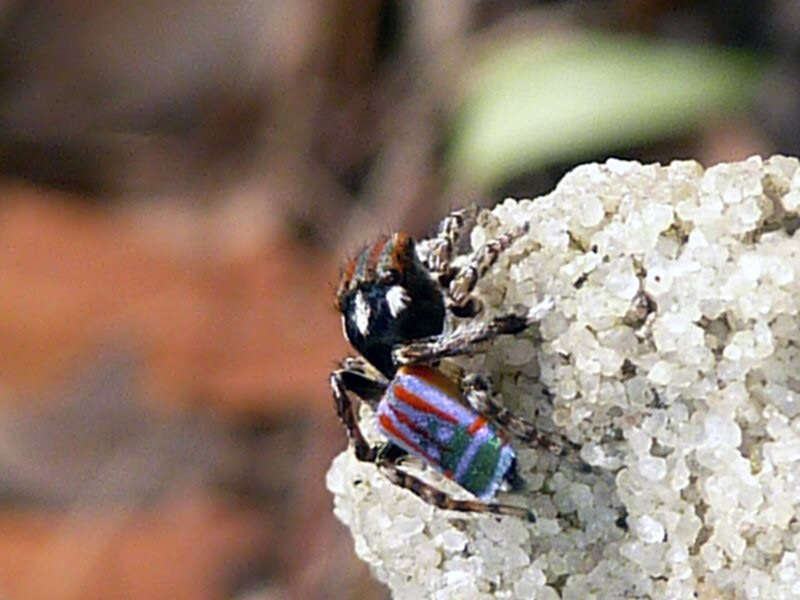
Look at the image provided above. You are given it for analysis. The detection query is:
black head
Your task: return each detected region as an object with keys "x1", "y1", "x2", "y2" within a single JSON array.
[{"x1": 336, "y1": 233, "x2": 445, "y2": 378}]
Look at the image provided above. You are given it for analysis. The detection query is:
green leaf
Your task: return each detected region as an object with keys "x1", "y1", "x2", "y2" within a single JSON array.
[{"x1": 448, "y1": 32, "x2": 763, "y2": 187}]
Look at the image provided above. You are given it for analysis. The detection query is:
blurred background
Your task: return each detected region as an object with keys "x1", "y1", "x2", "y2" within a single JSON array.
[{"x1": 0, "y1": 1, "x2": 790, "y2": 598}]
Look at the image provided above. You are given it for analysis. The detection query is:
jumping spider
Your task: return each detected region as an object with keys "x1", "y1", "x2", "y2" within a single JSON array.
[{"x1": 331, "y1": 207, "x2": 571, "y2": 520}]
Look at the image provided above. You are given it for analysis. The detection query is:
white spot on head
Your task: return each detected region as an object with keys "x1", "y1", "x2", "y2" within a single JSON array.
[
  {"x1": 354, "y1": 291, "x2": 371, "y2": 335},
  {"x1": 386, "y1": 285, "x2": 410, "y2": 318}
]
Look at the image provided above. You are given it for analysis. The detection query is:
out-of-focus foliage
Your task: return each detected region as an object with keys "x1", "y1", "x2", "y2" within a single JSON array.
[{"x1": 450, "y1": 32, "x2": 762, "y2": 187}]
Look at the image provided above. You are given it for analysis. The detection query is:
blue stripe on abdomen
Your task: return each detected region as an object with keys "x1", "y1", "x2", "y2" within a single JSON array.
[{"x1": 377, "y1": 368, "x2": 516, "y2": 500}]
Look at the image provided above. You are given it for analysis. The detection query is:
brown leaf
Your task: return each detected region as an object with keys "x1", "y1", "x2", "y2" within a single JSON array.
[
  {"x1": 0, "y1": 184, "x2": 347, "y2": 416},
  {"x1": 0, "y1": 496, "x2": 273, "y2": 600}
]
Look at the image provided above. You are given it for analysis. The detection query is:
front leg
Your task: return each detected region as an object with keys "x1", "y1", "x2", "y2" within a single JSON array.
[
  {"x1": 392, "y1": 297, "x2": 554, "y2": 366},
  {"x1": 417, "y1": 206, "x2": 479, "y2": 277},
  {"x1": 447, "y1": 221, "x2": 530, "y2": 314}
]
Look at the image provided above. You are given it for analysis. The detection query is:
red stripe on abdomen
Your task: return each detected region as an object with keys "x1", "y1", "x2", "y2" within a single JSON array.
[
  {"x1": 467, "y1": 416, "x2": 487, "y2": 435},
  {"x1": 393, "y1": 384, "x2": 459, "y2": 424},
  {"x1": 378, "y1": 413, "x2": 432, "y2": 462},
  {"x1": 398, "y1": 365, "x2": 461, "y2": 398}
]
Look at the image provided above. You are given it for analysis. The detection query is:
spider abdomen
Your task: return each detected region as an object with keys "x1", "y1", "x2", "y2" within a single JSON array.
[{"x1": 377, "y1": 365, "x2": 517, "y2": 501}]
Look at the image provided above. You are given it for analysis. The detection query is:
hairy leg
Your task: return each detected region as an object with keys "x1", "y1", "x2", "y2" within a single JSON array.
[
  {"x1": 330, "y1": 361, "x2": 386, "y2": 463},
  {"x1": 377, "y1": 448, "x2": 536, "y2": 522},
  {"x1": 420, "y1": 206, "x2": 479, "y2": 277},
  {"x1": 337, "y1": 356, "x2": 388, "y2": 404},
  {"x1": 447, "y1": 221, "x2": 530, "y2": 314},
  {"x1": 460, "y1": 373, "x2": 580, "y2": 459},
  {"x1": 392, "y1": 297, "x2": 553, "y2": 366}
]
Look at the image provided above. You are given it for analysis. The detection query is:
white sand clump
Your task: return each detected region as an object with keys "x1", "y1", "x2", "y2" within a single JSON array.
[{"x1": 326, "y1": 156, "x2": 800, "y2": 599}]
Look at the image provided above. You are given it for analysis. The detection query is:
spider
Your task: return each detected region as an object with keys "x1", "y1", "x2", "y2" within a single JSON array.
[{"x1": 330, "y1": 207, "x2": 571, "y2": 521}]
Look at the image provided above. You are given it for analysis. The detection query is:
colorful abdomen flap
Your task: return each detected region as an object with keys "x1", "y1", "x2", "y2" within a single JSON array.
[{"x1": 376, "y1": 365, "x2": 515, "y2": 501}]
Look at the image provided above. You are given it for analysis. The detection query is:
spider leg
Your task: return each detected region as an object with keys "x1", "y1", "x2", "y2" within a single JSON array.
[
  {"x1": 460, "y1": 373, "x2": 581, "y2": 460},
  {"x1": 421, "y1": 206, "x2": 479, "y2": 277},
  {"x1": 392, "y1": 315, "x2": 526, "y2": 364},
  {"x1": 447, "y1": 221, "x2": 530, "y2": 316},
  {"x1": 392, "y1": 297, "x2": 554, "y2": 366},
  {"x1": 338, "y1": 356, "x2": 389, "y2": 403},
  {"x1": 377, "y1": 447, "x2": 536, "y2": 522},
  {"x1": 330, "y1": 358, "x2": 388, "y2": 463}
]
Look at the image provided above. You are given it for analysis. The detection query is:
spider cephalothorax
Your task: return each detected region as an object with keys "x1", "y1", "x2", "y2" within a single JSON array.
[
  {"x1": 336, "y1": 233, "x2": 446, "y2": 378},
  {"x1": 330, "y1": 208, "x2": 575, "y2": 520}
]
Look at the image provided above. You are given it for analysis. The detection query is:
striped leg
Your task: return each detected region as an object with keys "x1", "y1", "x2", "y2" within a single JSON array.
[
  {"x1": 448, "y1": 221, "x2": 530, "y2": 316},
  {"x1": 424, "y1": 206, "x2": 479, "y2": 276},
  {"x1": 392, "y1": 297, "x2": 554, "y2": 366},
  {"x1": 392, "y1": 315, "x2": 527, "y2": 365},
  {"x1": 460, "y1": 373, "x2": 581, "y2": 459},
  {"x1": 377, "y1": 451, "x2": 536, "y2": 522},
  {"x1": 330, "y1": 359, "x2": 388, "y2": 463},
  {"x1": 337, "y1": 356, "x2": 389, "y2": 404}
]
